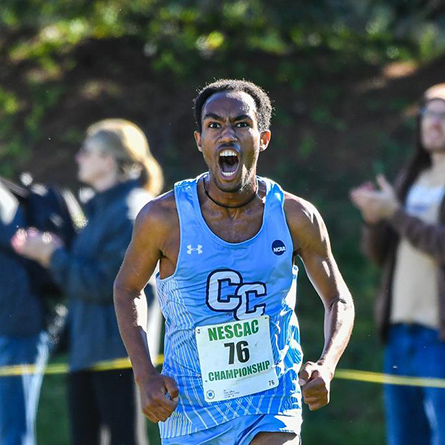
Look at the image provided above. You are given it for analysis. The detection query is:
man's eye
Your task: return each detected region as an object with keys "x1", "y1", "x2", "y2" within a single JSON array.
[
  {"x1": 208, "y1": 122, "x2": 220, "y2": 128},
  {"x1": 236, "y1": 122, "x2": 249, "y2": 128}
]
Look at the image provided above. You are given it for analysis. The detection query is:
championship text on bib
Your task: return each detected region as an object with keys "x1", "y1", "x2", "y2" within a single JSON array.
[{"x1": 195, "y1": 315, "x2": 279, "y2": 402}]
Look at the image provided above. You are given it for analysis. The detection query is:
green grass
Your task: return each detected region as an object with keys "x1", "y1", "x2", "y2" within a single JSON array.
[{"x1": 36, "y1": 359, "x2": 70, "y2": 444}]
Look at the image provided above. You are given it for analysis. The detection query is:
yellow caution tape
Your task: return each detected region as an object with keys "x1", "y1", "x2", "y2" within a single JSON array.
[
  {"x1": 1, "y1": 357, "x2": 445, "y2": 389},
  {"x1": 0, "y1": 355, "x2": 164, "y2": 377},
  {"x1": 0, "y1": 363, "x2": 69, "y2": 377},
  {"x1": 336, "y1": 369, "x2": 445, "y2": 389}
]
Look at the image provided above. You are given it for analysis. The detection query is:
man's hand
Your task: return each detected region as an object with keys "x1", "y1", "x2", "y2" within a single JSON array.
[
  {"x1": 137, "y1": 371, "x2": 179, "y2": 423},
  {"x1": 298, "y1": 361, "x2": 333, "y2": 411},
  {"x1": 350, "y1": 175, "x2": 400, "y2": 224}
]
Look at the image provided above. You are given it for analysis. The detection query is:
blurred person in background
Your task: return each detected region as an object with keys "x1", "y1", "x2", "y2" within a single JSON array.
[
  {"x1": 0, "y1": 183, "x2": 49, "y2": 445},
  {"x1": 350, "y1": 84, "x2": 445, "y2": 445},
  {"x1": 13, "y1": 119, "x2": 164, "y2": 445}
]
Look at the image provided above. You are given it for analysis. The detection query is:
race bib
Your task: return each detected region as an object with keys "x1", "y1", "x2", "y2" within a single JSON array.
[{"x1": 195, "y1": 315, "x2": 279, "y2": 402}]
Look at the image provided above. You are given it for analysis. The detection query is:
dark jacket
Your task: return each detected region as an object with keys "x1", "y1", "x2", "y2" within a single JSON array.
[
  {"x1": 0, "y1": 184, "x2": 45, "y2": 337},
  {"x1": 49, "y1": 180, "x2": 152, "y2": 371},
  {"x1": 362, "y1": 172, "x2": 445, "y2": 342}
]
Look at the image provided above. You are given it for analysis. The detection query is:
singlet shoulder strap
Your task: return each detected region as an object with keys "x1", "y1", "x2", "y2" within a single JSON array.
[
  {"x1": 173, "y1": 175, "x2": 203, "y2": 227},
  {"x1": 260, "y1": 176, "x2": 286, "y2": 209}
]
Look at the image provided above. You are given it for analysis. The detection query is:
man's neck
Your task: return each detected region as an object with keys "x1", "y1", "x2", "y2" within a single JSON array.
[
  {"x1": 203, "y1": 174, "x2": 258, "y2": 206},
  {"x1": 203, "y1": 178, "x2": 258, "y2": 210}
]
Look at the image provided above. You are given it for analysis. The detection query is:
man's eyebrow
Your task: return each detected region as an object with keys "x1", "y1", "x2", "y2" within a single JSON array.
[
  {"x1": 202, "y1": 112, "x2": 223, "y2": 121},
  {"x1": 232, "y1": 113, "x2": 253, "y2": 122},
  {"x1": 202, "y1": 113, "x2": 255, "y2": 122}
]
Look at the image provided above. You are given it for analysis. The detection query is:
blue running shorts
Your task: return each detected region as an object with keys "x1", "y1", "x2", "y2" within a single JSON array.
[{"x1": 162, "y1": 414, "x2": 301, "y2": 444}]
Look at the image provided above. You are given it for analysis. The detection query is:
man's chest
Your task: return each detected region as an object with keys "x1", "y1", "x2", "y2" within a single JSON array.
[{"x1": 201, "y1": 211, "x2": 263, "y2": 243}]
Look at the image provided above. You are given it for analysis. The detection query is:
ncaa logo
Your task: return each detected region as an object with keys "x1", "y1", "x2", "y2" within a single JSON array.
[{"x1": 272, "y1": 240, "x2": 286, "y2": 256}]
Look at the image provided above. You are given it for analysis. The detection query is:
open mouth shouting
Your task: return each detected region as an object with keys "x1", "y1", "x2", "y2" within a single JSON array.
[{"x1": 218, "y1": 149, "x2": 240, "y2": 179}]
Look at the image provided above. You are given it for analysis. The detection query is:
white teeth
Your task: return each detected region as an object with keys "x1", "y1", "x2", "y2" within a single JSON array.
[
  {"x1": 220, "y1": 150, "x2": 237, "y2": 157},
  {"x1": 221, "y1": 171, "x2": 235, "y2": 177}
]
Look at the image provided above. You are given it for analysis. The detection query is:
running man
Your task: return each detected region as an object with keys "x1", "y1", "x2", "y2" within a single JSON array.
[{"x1": 114, "y1": 79, "x2": 355, "y2": 444}]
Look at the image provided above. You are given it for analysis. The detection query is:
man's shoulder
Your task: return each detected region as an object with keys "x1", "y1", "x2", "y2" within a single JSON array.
[
  {"x1": 137, "y1": 190, "x2": 177, "y2": 226},
  {"x1": 282, "y1": 190, "x2": 320, "y2": 222},
  {"x1": 131, "y1": 190, "x2": 179, "y2": 247},
  {"x1": 281, "y1": 191, "x2": 327, "y2": 252}
]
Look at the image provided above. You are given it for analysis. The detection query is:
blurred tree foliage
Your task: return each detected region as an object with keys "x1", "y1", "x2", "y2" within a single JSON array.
[
  {"x1": 1, "y1": 0, "x2": 444, "y2": 174},
  {"x1": 1, "y1": 0, "x2": 445, "y2": 69}
]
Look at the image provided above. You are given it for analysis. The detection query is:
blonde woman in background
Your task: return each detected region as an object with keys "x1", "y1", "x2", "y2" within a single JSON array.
[{"x1": 13, "y1": 119, "x2": 163, "y2": 445}]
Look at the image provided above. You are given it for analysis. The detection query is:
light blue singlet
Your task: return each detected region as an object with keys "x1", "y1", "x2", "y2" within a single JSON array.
[{"x1": 156, "y1": 174, "x2": 303, "y2": 440}]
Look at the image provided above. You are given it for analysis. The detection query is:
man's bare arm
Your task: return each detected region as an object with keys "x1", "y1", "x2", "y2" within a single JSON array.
[
  {"x1": 113, "y1": 193, "x2": 179, "y2": 422},
  {"x1": 285, "y1": 194, "x2": 355, "y2": 410}
]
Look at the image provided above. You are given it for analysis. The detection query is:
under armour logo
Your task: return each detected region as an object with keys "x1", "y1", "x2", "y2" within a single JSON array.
[{"x1": 187, "y1": 244, "x2": 203, "y2": 255}]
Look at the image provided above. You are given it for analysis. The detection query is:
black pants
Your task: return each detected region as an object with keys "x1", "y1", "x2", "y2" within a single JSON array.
[{"x1": 68, "y1": 368, "x2": 147, "y2": 445}]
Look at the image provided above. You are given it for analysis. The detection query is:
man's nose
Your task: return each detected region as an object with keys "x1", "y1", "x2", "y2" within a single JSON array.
[{"x1": 219, "y1": 125, "x2": 237, "y2": 142}]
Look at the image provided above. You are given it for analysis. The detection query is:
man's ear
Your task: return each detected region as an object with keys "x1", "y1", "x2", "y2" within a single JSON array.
[
  {"x1": 259, "y1": 130, "x2": 271, "y2": 152},
  {"x1": 194, "y1": 131, "x2": 202, "y2": 152}
]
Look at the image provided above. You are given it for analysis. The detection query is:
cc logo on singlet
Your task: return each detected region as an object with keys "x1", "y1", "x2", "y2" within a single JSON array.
[{"x1": 206, "y1": 269, "x2": 267, "y2": 320}]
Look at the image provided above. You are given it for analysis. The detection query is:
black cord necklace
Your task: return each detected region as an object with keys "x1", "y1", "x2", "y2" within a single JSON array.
[{"x1": 203, "y1": 177, "x2": 258, "y2": 209}]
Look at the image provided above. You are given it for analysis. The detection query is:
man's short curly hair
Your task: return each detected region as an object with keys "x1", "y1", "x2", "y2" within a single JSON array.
[{"x1": 193, "y1": 79, "x2": 273, "y2": 132}]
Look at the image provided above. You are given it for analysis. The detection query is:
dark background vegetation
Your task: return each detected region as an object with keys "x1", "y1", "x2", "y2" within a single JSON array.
[{"x1": 1, "y1": 1, "x2": 445, "y2": 443}]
